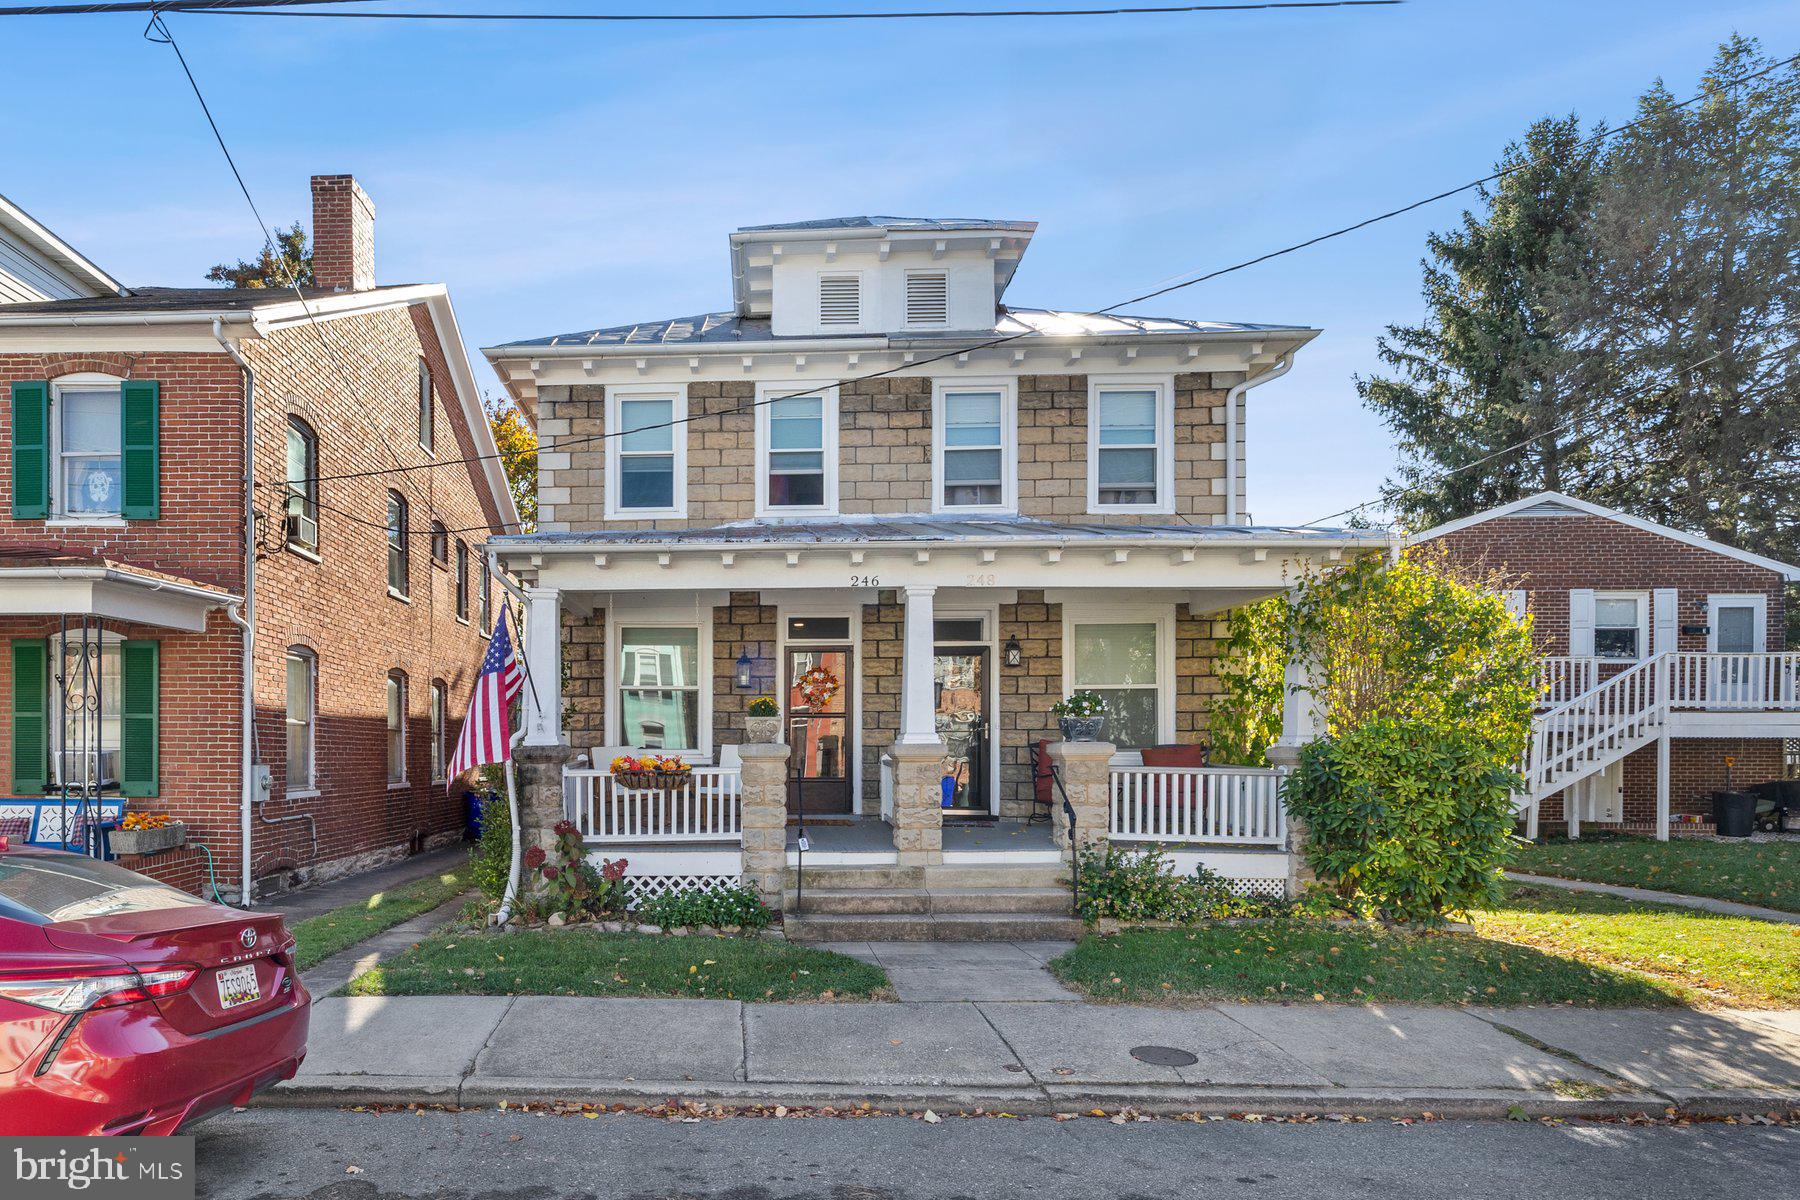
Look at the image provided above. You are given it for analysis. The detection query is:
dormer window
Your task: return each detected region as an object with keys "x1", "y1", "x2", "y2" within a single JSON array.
[
  {"x1": 906, "y1": 271, "x2": 949, "y2": 327},
  {"x1": 818, "y1": 274, "x2": 861, "y2": 327}
]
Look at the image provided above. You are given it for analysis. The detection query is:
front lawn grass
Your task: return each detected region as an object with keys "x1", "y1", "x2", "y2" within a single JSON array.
[
  {"x1": 343, "y1": 928, "x2": 891, "y2": 1001},
  {"x1": 1510, "y1": 835, "x2": 1800, "y2": 912},
  {"x1": 1049, "y1": 919, "x2": 1679, "y2": 1007},
  {"x1": 1471, "y1": 884, "x2": 1800, "y2": 1009},
  {"x1": 291, "y1": 869, "x2": 471, "y2": 971}
]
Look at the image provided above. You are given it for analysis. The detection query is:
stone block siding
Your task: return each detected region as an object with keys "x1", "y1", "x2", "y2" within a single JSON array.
[
  {"x1": 1428, "y1": 513, "x2": 1788, "y2": 656},
  {"x1": 561, "y1": 606, "x2": 608, "y2": 742},
  {"x1": 535, "y1": 371, "x2": 1233, "y2": 531},
  {"x1": 712, "y1": 592, "x2": 778, "y2": 748},
  {"x1": 857, "y1": 592, "x2": 904, "y2": 805},
  {"x1": 996, "y1": 591, "x2": 1062, "y2": 817}
]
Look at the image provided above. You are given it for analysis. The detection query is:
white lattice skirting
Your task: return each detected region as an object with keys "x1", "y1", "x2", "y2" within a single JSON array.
[
  {"x1": 1165, "y1": 848, "x2": 1292, "y2": 900},
  {"x1": 588, "y1": 847, "x2": 744, "y2": 904},
  {"x1": 621, "y1": 874, "x2": 741, "y2": 904}
]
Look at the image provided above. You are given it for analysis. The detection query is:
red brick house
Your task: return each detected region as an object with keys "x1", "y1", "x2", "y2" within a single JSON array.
[
  {"x1": 0, "y1": 175, "x2": 521, "y2": 901},
  {"x1": 1417, "y1": 491, "x2": 1800, "y2": 838}
]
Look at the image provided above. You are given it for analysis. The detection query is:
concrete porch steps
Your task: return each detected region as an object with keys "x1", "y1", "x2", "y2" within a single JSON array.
[
  {"x1": 784, "y1": 911, "x2": 1085, "y2": 942},
  {"x1": 781, "y1": 861, "x2": 1080, "y2": 941}
]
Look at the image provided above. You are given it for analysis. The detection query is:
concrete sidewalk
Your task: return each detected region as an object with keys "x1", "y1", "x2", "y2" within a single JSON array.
[
  {"x1": 271, "y1": 994, "x2": 1800, "y2": 1119},
  {"x1": 265, "y1": 844, "x2": 469, "y2": 924},
  {"x1": 1507, "y1": 871, "x2": 1800, "y2": 925}
]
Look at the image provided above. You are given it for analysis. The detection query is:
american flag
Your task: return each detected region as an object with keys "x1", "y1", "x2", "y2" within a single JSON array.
[{"x1": 447, "y1": 603, "x2": 526, "y2": 786}]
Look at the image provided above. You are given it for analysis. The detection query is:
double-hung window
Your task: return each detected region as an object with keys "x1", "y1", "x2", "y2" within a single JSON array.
[
  {"x1": 417, "y1": 359, "x2": 434, "y2": 455},
  {"x1": 933, "y1": 381, "x2": 1013, "y2": 511},
  {"x1": 386, "y1": 672, "x2": 407, "y2": 784},
  {"x1": 1089, "y1": 380, "x2": 1172, "y2": 512},
  {"x1": 54, "y1": 377, "x2": 124, "y2": 519},
  {"x1": 285, "y1": 417, "x2": 319, "y2": 554},
  {"x1": 617, "y1": 627, "x2": 701, "y2": 752},
  {"x1": 1594, "y1": 593, "x2": 1645, "y2": 660},
  {"x1": 606, "y1": 386, "x2": 685, "y2": 518},
  {"x1": 1066, "y1": 617, "x2": 1168, "y2": 750},
  {"x1": 756, "y1": 383, "x2": 837, "y2": 515},
  {"x1": 285, "y1": 648, "x2": 316, "y2": 793},
  {"x1": 386, "y1": 491, "x2": 410, "y2": 597},
  {"x1": 454, "y1": 540, "x2": 470, "y2": 620},
  {"x1": 429, "y1": 681, "x2": 447, "y2": 782}
]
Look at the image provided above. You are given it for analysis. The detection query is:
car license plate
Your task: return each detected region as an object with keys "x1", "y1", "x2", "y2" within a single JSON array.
[{"x1": 216, "y1": 963, "x2": 261, "y2": 1009}]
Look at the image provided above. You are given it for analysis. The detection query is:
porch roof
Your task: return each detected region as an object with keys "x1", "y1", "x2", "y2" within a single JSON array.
[{"x1": 0, "y1": 552, "x2": 239, "y2": 632}]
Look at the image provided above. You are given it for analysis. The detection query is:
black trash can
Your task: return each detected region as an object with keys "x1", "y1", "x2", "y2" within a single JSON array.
[{"x1": 1712, "y1": 790, "x2": 1756, "y2": 838}]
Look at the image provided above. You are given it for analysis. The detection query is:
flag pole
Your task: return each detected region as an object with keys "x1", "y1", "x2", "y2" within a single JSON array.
[{"x1": 495, "y1": 598, "x2": 530, "y2": 928}]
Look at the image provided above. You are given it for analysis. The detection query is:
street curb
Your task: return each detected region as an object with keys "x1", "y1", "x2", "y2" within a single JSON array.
[{"x1": 263, "y1": 1076, "x2": 1694, "y2": 1120}]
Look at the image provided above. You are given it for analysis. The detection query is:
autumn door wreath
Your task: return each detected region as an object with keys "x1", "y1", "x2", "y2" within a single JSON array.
[{"x1": 794, "y1": 664, "x2": 842, "y2": 710}]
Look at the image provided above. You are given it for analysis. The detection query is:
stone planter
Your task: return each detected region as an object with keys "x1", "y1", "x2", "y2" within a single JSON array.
[
  {"x1": 110, "y1": 822, "x2": 186, "y2": 857},
  {"x1": 613, "y1": 769, "x2": 692, "y2": 793},
  {"x1": 1058, "y1": 716, "x2": 1105, "y2": 742},
  {"x1": 745, "y1": 715, "x2": 783, "y2": 743}
]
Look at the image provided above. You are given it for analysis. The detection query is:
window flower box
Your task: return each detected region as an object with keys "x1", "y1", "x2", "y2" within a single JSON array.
[{"x1": 111, "y1": 820, "x2": 186, "y2": 857}]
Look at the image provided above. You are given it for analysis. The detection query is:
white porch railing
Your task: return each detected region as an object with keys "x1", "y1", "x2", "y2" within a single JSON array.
[
  {"x1": 1535, "y1": 656, "x2": 1600, "y2": 708},
  {"x1": 563, "y1": 767, "x2": 743, "y2": 843},
  {"x1": 1109, "y1": 765, "x2": 1289, "y2": 846},
  {"x1": 1668, "y1": 651, "x2": 1800, "y2": 710}
]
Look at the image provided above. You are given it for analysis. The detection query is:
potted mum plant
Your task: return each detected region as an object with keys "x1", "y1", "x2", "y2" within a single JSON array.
[
  {"x1": 1051, "y1": 690, "x2": 1107, "y2": 741},
  {"x1": 745, "y1": 696, "x2": 782, "y2": 743}
]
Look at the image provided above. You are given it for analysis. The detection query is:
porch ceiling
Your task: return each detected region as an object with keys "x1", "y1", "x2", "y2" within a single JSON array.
[{"x1": 490, "y1": 515, "x2": 1390, "y2": 595}]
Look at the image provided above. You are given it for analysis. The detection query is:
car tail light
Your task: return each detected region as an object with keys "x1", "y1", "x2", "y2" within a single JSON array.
[{"x1": 0, "y1": 965, "x2": 199, "y2": 1014}]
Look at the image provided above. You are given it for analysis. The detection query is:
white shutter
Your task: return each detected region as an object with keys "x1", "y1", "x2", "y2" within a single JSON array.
[
  {"x1": 905, "y1": 271, "x2": 949, "y2": 325},
  {"x1": 1569, "y1": 589, "x2": 1596, "y2": 657},
  {"x1": 1504, "y1": 590, "x2": 1527, "y2": 621},
  {"x1": 818, "y1": 275, "x2": 861, "y2": 326},
  {"x1": 1653, "y1": 588, "x2": 1679, "y2": 656}
]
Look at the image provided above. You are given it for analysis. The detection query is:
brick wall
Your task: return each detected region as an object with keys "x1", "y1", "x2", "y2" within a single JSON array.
[{"x1": 536, "y1": 371, "x2": 1232, "y2": 530}]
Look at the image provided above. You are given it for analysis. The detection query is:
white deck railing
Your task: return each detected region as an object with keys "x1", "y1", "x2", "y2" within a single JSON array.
[
  {"x1": 1668, "y1": 651, "x2": 1800, "y2": 710},
  {"x1": 563, "y1": 767, "x2": 743, "y2": 843},
  {"x1": 1108, "y1": 765, "x2": 1289, "y2": 846},
  {"x1": 1535, "y1": 656, "x2": 1600, "y2": 708}
]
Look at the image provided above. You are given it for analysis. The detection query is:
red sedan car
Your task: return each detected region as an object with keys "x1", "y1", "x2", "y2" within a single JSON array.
[{"x1": 0, "y1": 845, "x2": 309, "y2": 1135}]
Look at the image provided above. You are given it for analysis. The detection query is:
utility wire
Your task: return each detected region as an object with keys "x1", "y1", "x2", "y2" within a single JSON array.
[
  {"x1": 151, "y1": 0, "x2": 1403, "y2": 21},
  {"x1": 1, "y1": 0, "x2": 368, "y2": 14},
  {"x1": 270, "y1": 46, "x2": 1800, "y2": 495}
]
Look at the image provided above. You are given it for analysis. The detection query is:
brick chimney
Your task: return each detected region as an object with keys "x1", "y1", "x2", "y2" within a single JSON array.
[{"x1": 310, "y1": 174, "x2": 375, "y2": 292}]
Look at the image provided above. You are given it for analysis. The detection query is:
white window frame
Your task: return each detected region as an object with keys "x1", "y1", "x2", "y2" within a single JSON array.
[
  {"x1": 1593, "y1": 590, "x2": 1649, "y2": 661},
  {"x1": 605, "y1": 605, "x2": 715, "y2": 760},
  {"x1": 604, "y1": 384, "x2": 688, "y2": 519},
  {"x1": 904, "y1": 269, "x2": 950, "y2": 329},
  {"x1": 47, "y1": 629, "x2": 124, "y2": 790},
  {"x1": 454, "y1": 539, "x2": 470, "y2": 623},
  {"x1": 1060, "y1": 604, "x2": 1176, "y2": 761},
  {"x1": 417, "y1": 358, "x2": 435, "y2": 455},
  {"x1": 1086, "y1": 376, "x2": 1175, "y2": 515},
  {"x1": 386, "y1": 672, "x2": 409, "y2": 787},
  {"x1": 48, "y1": 372, "x2": 126, "y2": 527},
  {"x1": 386, "y1": 491, "x2": 410, "y2": 600},
  {"x1": 285, "y1": 648, "x2": 318, "y2": 796},
  {"x1": 755, "y1": 381, "x2": 839, "y2": 518},
  {"x1": 429, "y1": 680, "x2": 447, "y2": 783},
  {"x1": 1706, "y1": 593, "x2": 1767, "y2": 654},
  {"x1": 931, "y1": 378, "x2": 1017, "y2": 514}
]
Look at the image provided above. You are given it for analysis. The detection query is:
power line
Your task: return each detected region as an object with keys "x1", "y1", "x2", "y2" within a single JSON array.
[
  {"x1": 273, "y1": 46, "x2": 1800, "y2": 495},
  {"x1": 0, "y1": 0, "x2": 366, "y2": 14},
  {"x1": 158, "y1": 0, "x2": 1403, "y2": 22},
  {"x1": 1303, "y1": 320, "x2": 1798, "y2": 528}
]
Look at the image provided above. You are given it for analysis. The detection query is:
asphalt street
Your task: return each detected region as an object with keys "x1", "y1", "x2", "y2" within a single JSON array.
[{"x1": 194, "y1": 1106, "x2": 1795, "y2": 1200}]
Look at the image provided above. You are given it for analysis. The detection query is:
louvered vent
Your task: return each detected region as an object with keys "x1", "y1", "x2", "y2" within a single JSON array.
[
  {"x1": 818, "y1": 275, "x2": 861, "y2": 326},
  {"x1": 906, "y1": 272, "x2": 949, "y2": 325}
]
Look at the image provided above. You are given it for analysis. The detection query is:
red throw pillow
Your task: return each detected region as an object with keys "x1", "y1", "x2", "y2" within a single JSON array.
[{"x1": 1140, "y1": 744, "x2": 1207, "y2": 768}]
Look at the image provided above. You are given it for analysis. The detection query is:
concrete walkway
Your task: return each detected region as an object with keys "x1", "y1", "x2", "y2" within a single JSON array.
[
  {"x1": 265, "y1": 844, "x2": 470, "y2": 924},
  {"x1": 1507, "y1": 871, "x2": 1800, "y2": 925},
  {"x1": 273, "y1": 995, "x2": 1800, "y2": 1119},
  {"x1": 818, "y1": 941, "x2": 1080, "y2": 1002},
  {"x1": 300, "y1": 897, "x2": 470, "y2": 997}
]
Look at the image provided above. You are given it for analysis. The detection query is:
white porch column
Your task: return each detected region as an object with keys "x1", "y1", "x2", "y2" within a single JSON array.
[
  {"x1": 1265, "y1": 642, "x2": 1324, "y2": 768},
  {"x1": 899, "y1": 585, "x2": 938, "y2": 746},
  {"x1": 1655, "y1": 731, "x2": 1671, "y2": 842},
  {"x1": 521, "y1": 585, "x2": 564, "y2": 747}
]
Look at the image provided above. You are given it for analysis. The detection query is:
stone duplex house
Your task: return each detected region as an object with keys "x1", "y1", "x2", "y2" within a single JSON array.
[
  {"x1": 0, "y1": 175, "x2": 520, "y2": 900},
  {"x1": 484, "y1": 217, "x2": 1383, "y2": 936},
  {"x1": 1418, "y1": 491, "x2": 1800, "y2": 838}
]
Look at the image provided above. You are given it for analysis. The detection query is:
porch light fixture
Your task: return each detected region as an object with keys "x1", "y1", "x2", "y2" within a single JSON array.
[
  {"x1": 734, "y1": 649, "x2": 754, "y2": 690},
  {"x1": 1003, "y1": 635, "x2": 1022, "y2": 669}
]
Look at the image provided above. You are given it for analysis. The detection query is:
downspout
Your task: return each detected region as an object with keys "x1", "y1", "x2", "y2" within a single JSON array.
[
  {"x1": 214, "y1": 319, "x2": 258, "y2": 907},
  {"x1": 487, "y1": 548, "x2": 531, "y2": 925},
  {"x1": 1224, "y1": 353, "x2": 1293, "y2": 525}
]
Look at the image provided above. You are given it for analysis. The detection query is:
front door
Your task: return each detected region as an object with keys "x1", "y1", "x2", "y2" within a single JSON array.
[
  {"x1": 1708, "y1": 595, "x2": 1767, "y2": 705},
  {"x1": 785, "y1": 646, "x2": 852, "y2": 816},
  {"x1": 934, "y1": 647, "x2": 990, "y2": 817}
]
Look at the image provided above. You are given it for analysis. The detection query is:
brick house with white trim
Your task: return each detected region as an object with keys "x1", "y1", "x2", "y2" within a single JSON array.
[
  {"x1": 0, "y1": 175, "x2": 520, "y2": 900},
  {"x1": 1417, "y1": 491, "x2": 1800, "y2": 837}
]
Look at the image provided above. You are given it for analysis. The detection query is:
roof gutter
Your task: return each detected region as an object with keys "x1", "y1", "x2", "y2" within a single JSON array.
[
  {"x1": 490, "y1": 531, "x2": 1391, "y2": 558},
  {"x1": 0, "y1": 311, "x2": 259, "y2": 328},
  {"x1": 485, "y1": 326, "x2": 1320, "y2": 361},
  {"x1": 0, "y1": 566, "x2": 240, "y2": 606}
]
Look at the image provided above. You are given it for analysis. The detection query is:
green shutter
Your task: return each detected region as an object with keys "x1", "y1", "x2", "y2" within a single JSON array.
[
  {"x1": 120, "y1": 379, "x2": 159, "y2": 520},
  {"x1": 120, "y1": 640, "x2": 160, "y2": 798},
  {"x1": 11, "y1": 382, "x2": 49, "y2": 520},
  {"x1": 11, "y1": 640, "x2": 48, "y2": 795}
]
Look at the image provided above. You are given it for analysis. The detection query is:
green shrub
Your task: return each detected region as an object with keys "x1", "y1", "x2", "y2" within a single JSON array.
[
  {"x1": 1075, "y1": 844, "x2": 1287, "y2": 923},
  {"x1": 1283, "y1": 717, "x2": 1520, "y2": 923},
  {"x1": 635, "y1": 884, "x2": 773, "y2": 931},
  {"x1": 469, "y1": 790, "x2": 512, "y2": 900}
]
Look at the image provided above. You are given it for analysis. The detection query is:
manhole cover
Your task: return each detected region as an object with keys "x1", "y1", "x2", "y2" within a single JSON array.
[{"x1": 1130, "y1": 1045, "x2": 1198, "y2": 1067}]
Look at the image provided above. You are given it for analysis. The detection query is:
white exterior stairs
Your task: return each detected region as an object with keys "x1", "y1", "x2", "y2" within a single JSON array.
[{"x1": 1518, "y1": 651, "x2": 1672, "y2": 829}]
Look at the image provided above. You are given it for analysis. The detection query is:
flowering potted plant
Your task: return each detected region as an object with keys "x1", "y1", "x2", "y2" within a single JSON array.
[
  {"x1": 609, "y1": 753, "x2": 693, "y2": 792},
  {"x1": 745, "y1": 696, "x2": 782, "y2": 744},
  {"x1": 110, "y1": 812, "x2": 187, "y2": 857},
  {"x1": 1051, "y1": 690, "x2": 1107, "y2": 741}
]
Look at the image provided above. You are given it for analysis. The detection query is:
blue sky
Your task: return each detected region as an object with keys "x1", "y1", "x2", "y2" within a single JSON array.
[{"x1": 5, "y1": 0, "x2": 1797, "y2": 525}]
